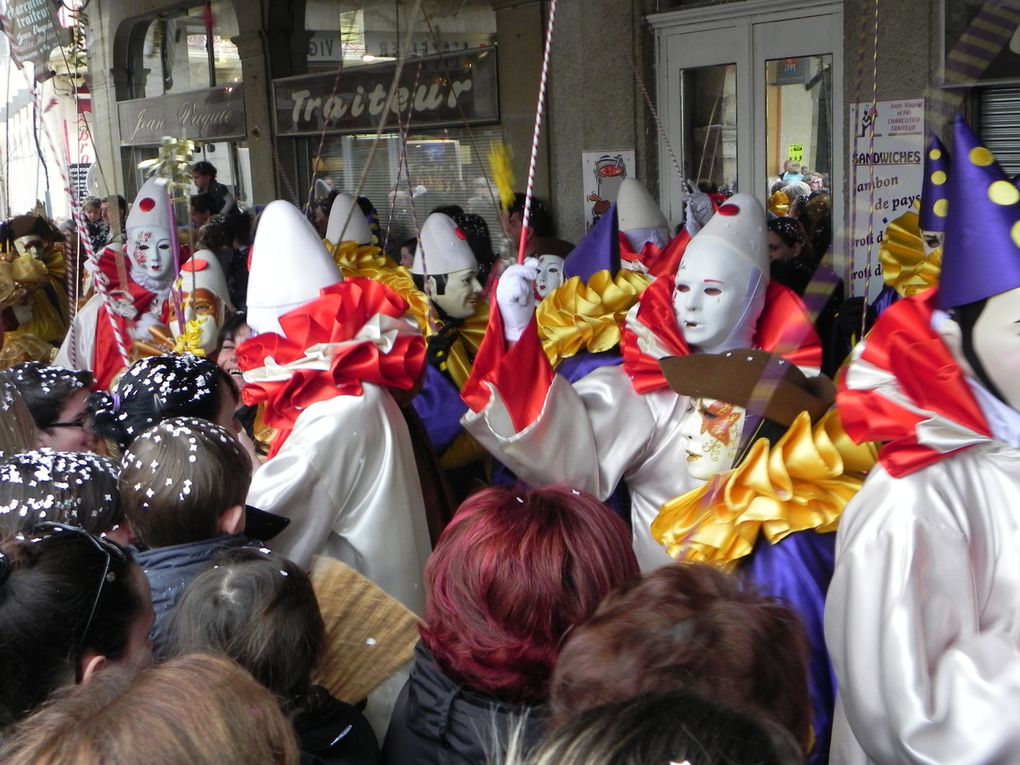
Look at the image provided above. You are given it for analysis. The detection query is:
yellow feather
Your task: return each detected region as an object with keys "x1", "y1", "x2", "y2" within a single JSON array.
[{"x1": 489, "y1": 143, "x2": 516, "y2": 211}]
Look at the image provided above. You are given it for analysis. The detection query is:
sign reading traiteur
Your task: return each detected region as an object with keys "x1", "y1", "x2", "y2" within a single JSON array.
[
  {"x1": 273, "y1": 49, "x2": 499, "y2": 137},
  {"x1": 847, "y1": 98, "x2": 925, "y2": 300}
]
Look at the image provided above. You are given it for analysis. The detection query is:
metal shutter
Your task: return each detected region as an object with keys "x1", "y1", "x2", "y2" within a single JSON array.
[{"x1": 981, "y1": 86, "x2": 1020, "y2": 176}]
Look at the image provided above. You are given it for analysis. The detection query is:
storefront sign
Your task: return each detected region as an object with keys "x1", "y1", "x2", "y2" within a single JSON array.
[
  {"x1": 0, "y1": 0, "x2": 69, "y2": 79},
  {"x1": 117, "y1": 85, "x2": 246, "y2": 146},
  {"x1": 273, "y1": 49, "x2": 499, "y2": 137},
  {"x1": 847, "y1": 98, "x2": 925, "y2": 300}
]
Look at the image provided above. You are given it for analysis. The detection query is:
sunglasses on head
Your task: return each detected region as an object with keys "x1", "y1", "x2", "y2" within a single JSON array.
[{"x1": 31, "y1": 522, "x2": 129, "y2": 660}]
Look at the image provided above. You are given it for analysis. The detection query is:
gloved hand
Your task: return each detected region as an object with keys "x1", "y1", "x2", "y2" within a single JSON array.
[
  {"x1": 496, "y1": 257, "x2": 539, "y2": 343},
  {"x1": 684, "y1": 182, "x2": 715, "y2": 238}
]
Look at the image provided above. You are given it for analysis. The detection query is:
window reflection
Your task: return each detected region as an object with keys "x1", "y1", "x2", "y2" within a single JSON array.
[
  {"x1": 139, "y1": 1, "x2": 241, "y2": 98},
  {"x1": 681, "y1": 64, "x2": 737, "y2": 195},
  {"x1": 765, "y1": 54, "x2": 832, "y2": 256}
]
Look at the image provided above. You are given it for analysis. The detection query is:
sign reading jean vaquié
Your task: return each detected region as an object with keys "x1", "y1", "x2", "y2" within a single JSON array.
[
  {"x1": 273, "y1": 49, "x2": 499, "y2": 137},
  {"x1": 117, "y1": 86, "x2": 247, "y2": 146}
]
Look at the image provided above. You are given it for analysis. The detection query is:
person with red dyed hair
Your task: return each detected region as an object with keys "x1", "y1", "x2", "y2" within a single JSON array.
[{"x1": 382, "y1": 485, "x2": 639, "y2": 765}]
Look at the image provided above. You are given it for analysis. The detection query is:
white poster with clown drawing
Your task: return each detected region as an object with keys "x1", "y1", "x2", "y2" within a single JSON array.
[
  {"x1": 582, "y1": 151, "x2": 636, "y2": 231},
  {"x1": 847, "y1": 98, "x2": 925, "y2": 300}
]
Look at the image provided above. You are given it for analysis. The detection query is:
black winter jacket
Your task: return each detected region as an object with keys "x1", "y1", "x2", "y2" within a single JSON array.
[{"x1": 382, "y1": 643, "x2": 545, "y2": 765}]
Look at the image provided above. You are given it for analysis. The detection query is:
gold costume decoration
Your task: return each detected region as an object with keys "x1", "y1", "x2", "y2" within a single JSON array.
[
  {"x1": 768, "y1": 190, "x2": 791, "y2": 217},
  {"x1": 537, "y1": 269, "x2": 650, "y2": 367},
  {"x1": 652, "y1": 409, "x2": 878, "y2": 568},
  {"x1": 0, "y1": 241, "x2": 69, "y2": 366},
  {"x1": 172, "y1": 319, "x2": 208, "y2": 357},
  {"x1": 880, "y1": 208, "x2": 941, "y2": 297},
  {"x1": 330, "y1": 239, "x2": 488, "y2": 391}
]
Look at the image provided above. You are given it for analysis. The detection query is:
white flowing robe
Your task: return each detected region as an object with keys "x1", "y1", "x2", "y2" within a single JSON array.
[
  {"x1": 461, "y1": 364, "x2": 697, "y2": 570},
  {"x1": 825, "y1": 443, "x2": 1020, "y2": 765},
  {"x1": 248, "y1": 382, "x2": 433, "y2": 614},
  {"x1": 54, "y1": 293, "x2": 100, "y2": 371}
]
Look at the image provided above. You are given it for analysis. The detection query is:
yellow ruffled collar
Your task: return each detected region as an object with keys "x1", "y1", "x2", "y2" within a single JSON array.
[
  {"x1": 880, "y1": 209, "x2": 941, "y2": 298},
  {"x1": 652, "y1": 410, "x2": 877, "y2": 567},
  {"x1": 537, "y1": 269, "x2": 650, "y2": 367}
]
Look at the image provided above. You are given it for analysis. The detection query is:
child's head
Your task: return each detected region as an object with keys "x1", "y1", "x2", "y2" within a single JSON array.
[
  {"x1": 0, "y1": 450, "x2": 128, "y2": 544},
  {"x1": 166, "y1": 548, "x2": 323, "y2": 713},
  {"x1": 119, "y1": 417, "x2": 251, "y2": 549}
]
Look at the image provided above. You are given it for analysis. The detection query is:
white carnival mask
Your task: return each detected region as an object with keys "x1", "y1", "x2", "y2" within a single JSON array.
[
  {"x1": 127, "y1": 226, "x2": 174, "y2": 288},
  {"x1": 169, "y1": 254, "x2": 232, "y2": 355},
  {"x1": 535, "y1": 254, "x2": 565, "y2": 298},
  {"x1": 673, "y1": 246, "x2": 766, "y2": 353},
  {"x1": 920, "y1": 229, "x2": 944, "y2": 259},
  {"x1": 680, "y1": 396, "x2": 746, "y2": 481},
  {"x1": 970, "y1": 286, "x2": 1020, "y2": 411},
  {"x1": 430, "y1": 267, "x2": 483, "y2": 320}
]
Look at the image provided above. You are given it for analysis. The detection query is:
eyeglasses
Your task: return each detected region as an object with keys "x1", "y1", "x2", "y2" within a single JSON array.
[
  {"x1": 48, "y1": 415, "x2": 89, "y2": 430},
  {"x1": 31, "y1": 522, "x2": 129, "y2": 661}
]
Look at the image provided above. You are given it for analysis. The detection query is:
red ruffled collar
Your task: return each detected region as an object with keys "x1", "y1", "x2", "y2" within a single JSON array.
[
  {"x1": 237, "y1": 278, "x2": 426, "y2": 458},
  {"x1": 836, "y1": 290, "x2": 992, "y2": 477},
  {"x1": 621, "y1": 275, "x2": 823, "y2": 394},
  {"x1": 618, "y1": 230, "x2": 689, "y2": 280}
]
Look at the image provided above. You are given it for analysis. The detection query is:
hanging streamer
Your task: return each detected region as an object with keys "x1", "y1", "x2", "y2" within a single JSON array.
[{"x1": 517, "y1": 0, "x2": 558, "y2": 264}]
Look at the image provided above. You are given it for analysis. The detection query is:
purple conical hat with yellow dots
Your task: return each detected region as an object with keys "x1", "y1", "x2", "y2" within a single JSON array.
[
  {"x1": 936, "y1": 117, "x2": 1020, "y2": 310},
  {"x1": 918, "y1": 133, "x2": 950, "y2": 233}
]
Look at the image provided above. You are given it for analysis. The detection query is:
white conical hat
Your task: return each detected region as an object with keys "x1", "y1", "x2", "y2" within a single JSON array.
[
  {"x1": 325, "y1": 192, "x2": 373, "y2": 246},
  {"x1": 411, "y1": 213, "x2": 478, "y2": 276},
  {"x1": 681, "y1": 192, "x2": 768, "y2": 275},
  {"x1": 126, "y1": 177, "x2": 174, "y2": 232},
  {"x1": 176, "y1": 249, "x2": 234, "y2": 313},
  {"x1": 247, "y1": 200, "x2": 342, "y2": 336},
  {"x1": 617, "y1": 179, "x2": 668, "y2": 232}
]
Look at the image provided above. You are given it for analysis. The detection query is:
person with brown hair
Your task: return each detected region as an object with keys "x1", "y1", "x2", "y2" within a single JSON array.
[
  {"x1": 119, "y1": 417, "x2": 266, "y2": 655},
  {"x1": 549, "y1": 564, "x2": 812, "y2": 751},
  {"x1": 382, "y1": 485, "x2": 639, "y2": 765},
  {"x1": 0, "y1": 653, "x2": 298, "y2": 765},
  {"x1": 167, "y1": 548, "x2": 381, "y2": 765}
]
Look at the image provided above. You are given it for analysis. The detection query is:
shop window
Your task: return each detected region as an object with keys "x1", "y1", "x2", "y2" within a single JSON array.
[
  {"x1": 303, "y1": 124, "x2": 506, "y2": 255},
  {"x1": 303, "y1": 0, "x2": 496, "y2": 71},
  {"x1": 138, "y1": 1, "x2": 241, "y2": 98}
]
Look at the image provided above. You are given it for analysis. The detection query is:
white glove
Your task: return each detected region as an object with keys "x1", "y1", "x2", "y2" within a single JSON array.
[
  {"x1": 496, "y1": 257, "x2": 539, "y2": 343},
  {"x1": 684, "y1": 183, "x2": 715, "y2": 238}
]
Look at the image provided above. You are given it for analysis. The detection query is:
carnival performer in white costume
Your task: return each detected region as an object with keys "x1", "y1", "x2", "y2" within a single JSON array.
[
  {"x1": 238, "y1": 200, "x2": 432, "y2": 613},
  {"x1": 56, "y1": 178, "x2": 180, "y2": 389},
  {"x1": 462, "y1": 193, "x2": 821, "y2": 569},
  {"x1": 826, "y1": 118, "x2": 1020, "y2": 765},
  {"x1": 157, "y1": 250, "x2": 235, "y2": 356}
]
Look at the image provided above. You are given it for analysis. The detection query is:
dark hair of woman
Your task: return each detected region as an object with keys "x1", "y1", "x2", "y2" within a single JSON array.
[
  {"x1": 0, "y1": 362, "x2": 92, "y2": 431},
  {"x1": 89, "y1": 354, "x2": 238, "y2": 452},
  {"x1": 0, "y1": 526, "x2": 145, "y2": 729}
]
